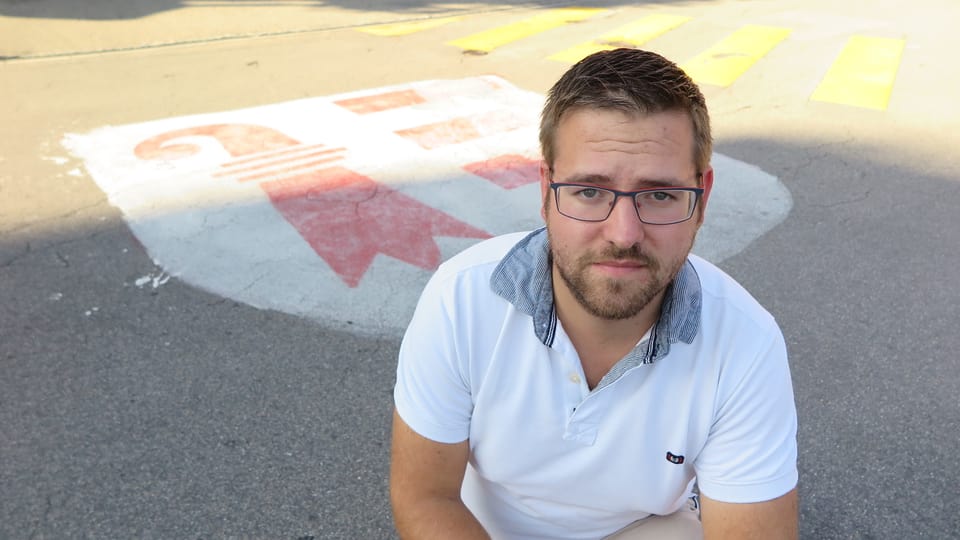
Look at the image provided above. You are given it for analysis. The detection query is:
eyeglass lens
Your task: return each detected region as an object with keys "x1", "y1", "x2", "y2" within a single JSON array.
[{"x1": 556, "y1": 186, "x2": 696, "y2": 224}]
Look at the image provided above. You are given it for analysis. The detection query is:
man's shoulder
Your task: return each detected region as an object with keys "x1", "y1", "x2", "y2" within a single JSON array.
[
  {"x1": 433, "y1": 231, "x2": 533, "y2": 282},
  {"x1": 687, "y1": 254, "x2": 777, "y2": 329},
  {"x1": 426, "y1": 232, "x2": 529, "y2": 300}
]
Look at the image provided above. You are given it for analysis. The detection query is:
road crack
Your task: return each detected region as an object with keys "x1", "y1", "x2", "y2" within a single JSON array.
[
  {"x1": 28, "y1": 494, "x2": 53, "y2": 540},
  {"x1": 0, "y1": 227, "x2": 112, "y2": 268},
  {"x1": 4, "y1": 197, "x2": 110, "y2": 236}
]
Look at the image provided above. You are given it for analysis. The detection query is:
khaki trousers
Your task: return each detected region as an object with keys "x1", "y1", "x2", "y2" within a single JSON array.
[{"x1": 603, "y1": 498, "x2": 702, "y2": 540}]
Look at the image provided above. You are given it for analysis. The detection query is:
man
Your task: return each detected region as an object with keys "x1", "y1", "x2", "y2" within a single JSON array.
[{"x1": 391, "y1": 48, "x2": 798, "y2": 539}]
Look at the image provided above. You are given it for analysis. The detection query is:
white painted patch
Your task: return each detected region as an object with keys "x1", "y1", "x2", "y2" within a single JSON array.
[
  {"x1": 43, "y1": 156, "x2": 69, "y2": 165},
  {"x1": 48, "y1": 292, "x2": 63, "y2": 301},
  {"x1": 134, "y1": 272, "x2": 171, "y2": 289},
  {"x1": 64, "y1": 77, "x2": 791, "y2": 334},
  {"x1": 694, "y1": 153, "x2": 792, "y2": 262},
  {"x1": 67, "y1": 168, "x2": 83, "y2": 177}
]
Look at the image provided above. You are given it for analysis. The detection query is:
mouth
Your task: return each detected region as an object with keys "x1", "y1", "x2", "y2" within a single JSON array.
[
  {"x1": 596, "y1": 259, "x2": 645, "y2": 267},
  {"x1": 592, "y1": 259, "x2": 648, "y2": 276}
]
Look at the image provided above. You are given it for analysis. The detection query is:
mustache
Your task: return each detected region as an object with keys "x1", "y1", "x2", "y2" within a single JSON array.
[
  {"x1": 585, "y1": 245, "x2": 657, "y2": 267},
  {"x1": 604, "y1": 245, "x2": 647, "y2": 261}
]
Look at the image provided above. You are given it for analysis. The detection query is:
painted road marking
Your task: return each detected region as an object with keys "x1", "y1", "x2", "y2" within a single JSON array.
[
  {"x1": 219, "y1": 143, "x2": 330, "y2": 167},
  {"x1": 353, "y1": 13, "x2": 910, "y2": 112},
  {"x1": 396, "y1": 110, "x2": 528, "y2": 149},
  {"x1": 63, "y1": 77, "x2": 545, "y2": 332},
  {"x1": 133, "y1": 123, "x2": 300, "y2": 160},
  {"x1": 549, "y1": 13, "x2": 691, "y2": 63},
  {"x1": 63, "y1": 77, "x2": 791, "y2": 334},
  {"x1": 810, "y1": 35, "x2": 905, "y2": 110},
  {"x1": 334, "y1": 88, "x2": 425, "y2": 114},
  {"x1": 464, "y1": 154, "x2": 540, "y2": 190},
  {"x1": 448, "y1": 7, "x2": 606, "y2": 54},
  {"x1": 359, "y1": 16, "x2": 463, "y2": 37},
  {"x1": 681, "y1": 25, "x2": 791, "y2": 87},
  {"x1": 217, "y1": 145, "x2": 348, "y2": 183},
  {"x1": 261, "y1": 166, "x2": 489, "y2": 287}
]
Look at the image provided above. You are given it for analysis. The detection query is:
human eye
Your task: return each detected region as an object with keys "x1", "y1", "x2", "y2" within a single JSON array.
[
  {"x1": 570, "y1": 186, "x2": 607, "y2": 202},
  {"x1": 639, "y1": 190, "x2": 679, "y2": 203}
]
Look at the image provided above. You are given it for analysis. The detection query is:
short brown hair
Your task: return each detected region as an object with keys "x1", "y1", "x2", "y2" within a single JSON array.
[{"x1": 540, "y1": 48, "x2": 712, "y2": 174}]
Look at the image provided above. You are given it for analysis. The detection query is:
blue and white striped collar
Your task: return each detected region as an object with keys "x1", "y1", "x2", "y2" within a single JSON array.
[{"x1": 489, "y1": 228, "x2": 701, "y2": 363}]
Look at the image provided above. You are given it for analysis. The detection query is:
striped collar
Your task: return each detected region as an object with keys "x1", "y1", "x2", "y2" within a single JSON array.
[{"x1": 490, "y1": 228, "x2": 701, "y2": 364}]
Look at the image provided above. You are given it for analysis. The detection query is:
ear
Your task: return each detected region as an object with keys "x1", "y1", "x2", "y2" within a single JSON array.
[
  {"x1": 697, "y1": 166, "x2": 714, "y2": 225},
  {"x1": 539, "y1": 160, "x2": 552, "y2": 221}
]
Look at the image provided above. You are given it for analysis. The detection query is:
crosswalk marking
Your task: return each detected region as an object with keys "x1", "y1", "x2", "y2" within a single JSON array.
[
  {"x1": 350, "y1": 11, "x2": 914, "y2": 112},
  {"x1": 681, "y1": 25, "x2": 791, "y2": 87},
  {"x1": 810, "y1": 35, "x2": 905, "y2": 110},
  {"x1": 359, "y1": 16, "x2": 463, "y2": 37},
  {"x1": 549, "y1": 13, "x2": 692, "y2": 63},
  {"x1": 447, "y1": 7, "x2": 606, "y2": 54}
]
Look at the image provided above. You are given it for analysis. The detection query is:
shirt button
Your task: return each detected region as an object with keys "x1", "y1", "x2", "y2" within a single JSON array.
[{"x1": 569, "y1": 373, "x2": 582, "y2": 384}]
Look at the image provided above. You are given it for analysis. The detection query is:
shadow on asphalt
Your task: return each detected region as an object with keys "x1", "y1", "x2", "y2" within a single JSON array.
[
  {"x1": 1, "y1": 133, "x2": 959, "y2": 538},
  {"x1": 715, "y1": 135, "x2": 960, "y2": 540}
]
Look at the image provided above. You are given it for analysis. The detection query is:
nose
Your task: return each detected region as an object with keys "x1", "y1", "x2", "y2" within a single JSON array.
[{"x1": 603, "y1": 194, "x2": 645, "y2": 248}]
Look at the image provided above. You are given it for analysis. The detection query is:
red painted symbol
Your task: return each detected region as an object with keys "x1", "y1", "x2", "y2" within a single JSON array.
[
  {"x1": 464, "y1": 154, "x2": 540, "y2": 190},
  {"x1": 134, "y1": 124, "x2": 300, "y2": 160},
  {"x1": 134, "y1": 124, "x2": 490, "y2": 287},
  {"x1": 214, "y1": 144, "x2": 347, "y2": 183},
  {"x1": 261, "y1": 167, "x2": 489, "y2": 287},
  {"x1": 335, "y1": 89, "x2": 426, "y2": 114},
  {"x1": 395, "y1": 110, "x2": 528, "y2": 150}
]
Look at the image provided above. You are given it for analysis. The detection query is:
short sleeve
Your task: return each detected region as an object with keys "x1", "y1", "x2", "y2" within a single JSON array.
[
  {"x1": 393, "y1": 270, "x2": 473, "y2": 444},
  {"x1": 694, "y1": 325, "x2": 798, "y2": 502}
]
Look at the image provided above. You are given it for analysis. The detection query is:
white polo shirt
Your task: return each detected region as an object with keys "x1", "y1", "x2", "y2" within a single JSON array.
[{"x1": 394, "y1": 229, "x2": 797, "y2": 540}]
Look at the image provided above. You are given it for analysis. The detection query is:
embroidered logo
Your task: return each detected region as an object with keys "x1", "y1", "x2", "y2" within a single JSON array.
[{"x1": 666, "y1": 451, "x2": 685, "y2": 465}]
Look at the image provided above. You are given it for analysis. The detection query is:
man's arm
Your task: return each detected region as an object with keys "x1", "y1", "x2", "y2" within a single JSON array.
[
  {"x1": 390, "y1": 410, "x2": 490, "y2": 540},
  {"x1": 700, "y1": 488, "x2": 798, "y2": 540}
]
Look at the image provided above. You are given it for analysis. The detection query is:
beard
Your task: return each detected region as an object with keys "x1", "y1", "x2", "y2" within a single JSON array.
[{"x1": 550, "y1": 238, "x2": 690, "y2": 321}]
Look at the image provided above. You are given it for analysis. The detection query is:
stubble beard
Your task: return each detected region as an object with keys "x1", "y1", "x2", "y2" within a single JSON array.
[{"x1": 551, "y1": 240, "x2": 691, "y2": 321}]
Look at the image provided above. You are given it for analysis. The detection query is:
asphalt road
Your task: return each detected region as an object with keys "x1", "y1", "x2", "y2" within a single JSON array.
[{"x1": 2, "y1": 1, "x2": 959, "y2": 538}]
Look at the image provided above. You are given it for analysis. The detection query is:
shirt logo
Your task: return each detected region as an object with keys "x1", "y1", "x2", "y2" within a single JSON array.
[{"x1": 666, "y1": 451, "x2": 685, "y2": 465}]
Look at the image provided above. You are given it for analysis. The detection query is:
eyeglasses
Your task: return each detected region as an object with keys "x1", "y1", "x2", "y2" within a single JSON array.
[{"x1": 549, "y1": 182, "x2": 704, "y2": 225}]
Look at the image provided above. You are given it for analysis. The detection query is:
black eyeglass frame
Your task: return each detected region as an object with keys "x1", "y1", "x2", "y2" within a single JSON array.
[{"x1": 549, "y1": 181, "x2": 705, "y2": 225}]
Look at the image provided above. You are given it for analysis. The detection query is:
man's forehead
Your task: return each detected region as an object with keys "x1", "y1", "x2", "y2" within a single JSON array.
[
  {"x1": 552, "y1": 107, "x2": 698, "y2": 168},
  {"x1": 554, "y1": 108, "x2": 694, "y2": 151}
]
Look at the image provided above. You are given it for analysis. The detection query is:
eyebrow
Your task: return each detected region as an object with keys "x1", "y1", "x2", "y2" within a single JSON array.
[{"x1": 560, "y1": 174, "x2": 683, "y2": 189}]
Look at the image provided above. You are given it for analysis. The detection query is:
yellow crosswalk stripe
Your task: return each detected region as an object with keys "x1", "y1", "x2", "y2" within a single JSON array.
[
  {"x1": 810, "y1": 35, "x2": 905, "y2": 110},
  {"x1": 549, "y1": 13, "x2": 692, "y2": 63},
  {"x1": 448, "y1": 7, "x2": 607, "y2": 54},
  {"x1": 681, "y1": 25, "x2": 791, "y2": 87},
  {"x1": 359, "y1": 16, "x2": 463, "y2": 37},
  {"x1": 356, "y1": 13, "x2": 906, "y2": 113}
]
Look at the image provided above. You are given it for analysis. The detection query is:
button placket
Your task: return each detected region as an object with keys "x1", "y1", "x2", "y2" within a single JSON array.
[{"x1": 560, "y1": 362, "x2": 592, "y2": 441}]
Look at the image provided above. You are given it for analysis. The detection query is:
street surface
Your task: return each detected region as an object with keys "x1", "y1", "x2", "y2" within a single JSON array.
[{"x1": 2, "y1": 1, "x2": 959, "y2": 538}]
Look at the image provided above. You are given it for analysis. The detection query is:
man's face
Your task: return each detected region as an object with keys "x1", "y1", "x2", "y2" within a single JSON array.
[{"x1": 540, "y1": 108, "x2": 713, "y2": 320}]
